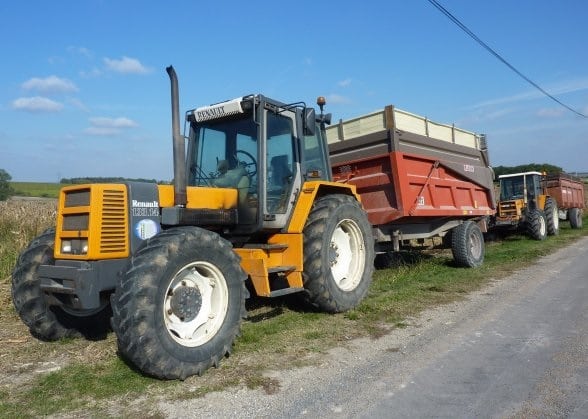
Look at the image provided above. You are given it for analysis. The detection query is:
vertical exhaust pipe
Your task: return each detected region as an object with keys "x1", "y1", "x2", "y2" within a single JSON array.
[{"x1": 166, "y1": 65, "x2": 187, "y2": 206}]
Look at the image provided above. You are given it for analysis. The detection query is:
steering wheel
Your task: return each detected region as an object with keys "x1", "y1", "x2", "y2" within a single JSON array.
[{"x1": 236, "y1": 150, "x2": 257, "y2": 177}]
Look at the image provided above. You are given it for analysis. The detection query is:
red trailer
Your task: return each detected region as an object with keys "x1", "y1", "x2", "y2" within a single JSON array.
[
  {"x1": 544, "y1": 173, "x2": 585, "y2": 228},
  {"x1": 327, "y1": 105, "x2": 496, "y2": 267}
]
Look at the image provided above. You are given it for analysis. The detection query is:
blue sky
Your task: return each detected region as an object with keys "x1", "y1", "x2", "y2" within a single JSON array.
[{"x1": 1, "y1": 0, "x2": 587, "y2": 182}]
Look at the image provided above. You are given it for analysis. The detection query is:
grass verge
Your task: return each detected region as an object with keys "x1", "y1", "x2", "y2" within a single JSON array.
[{"x1": 1, "y1": 209, "x2": 587, "y2": 417}]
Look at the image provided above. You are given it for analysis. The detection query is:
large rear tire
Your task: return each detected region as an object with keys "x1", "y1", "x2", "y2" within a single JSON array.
[
  {"x1": 526, "y1": 209, "x2": 547, "y2": 240},
  {"x1": 111, "y1": 227, "x2": 246, "y2": 380},
  {"x1": 11, "y1": 228, "x2": 111, "y2": 341},
  {"x1": 302, "y1": 194, "x2": 374, "y2": 313},
  {"x1": 451, "y1": 221, "x2": 484, "y2": 268},
  {"x1": 569, "y1": 207, "x2": 583, "y2": 229},
  {"x1": 544, "y1": 197, "x2": 559, "y2": 235}
]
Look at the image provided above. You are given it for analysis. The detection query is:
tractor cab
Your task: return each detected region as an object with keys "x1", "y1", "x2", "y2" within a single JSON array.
[
  {"x1": 499, "y1": 171, "x2": 543, "y2": 208},
  {"x1": 182, "y1": 95, "x2": 332, "y2": 235}
]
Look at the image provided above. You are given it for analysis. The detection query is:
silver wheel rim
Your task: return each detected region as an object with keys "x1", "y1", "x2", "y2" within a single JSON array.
[
  {"x1": 329, "y1": 219, "x2": 366, "y2": 291},
  {"x1": 163, "y1": 261, "x2": 228, "y2": 347},
  {"x1": 469, "y1": 229, "x2": 483, "y2": 260},
  {"x1": 552, "y1": 206, "x2": 559, "y2": 230},
  {"x1": 539, "y1": 215, "x2": 546, "y2": 236}
]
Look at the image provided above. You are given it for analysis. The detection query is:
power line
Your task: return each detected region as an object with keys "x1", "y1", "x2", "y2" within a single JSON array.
[{"x1": 426, "y1": 0, "x2": 588, "y2": 118}]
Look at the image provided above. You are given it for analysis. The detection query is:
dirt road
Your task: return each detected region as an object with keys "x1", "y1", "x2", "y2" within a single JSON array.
[{"x1": 159, "y1": 237, "x2": 588, "y2": 418}]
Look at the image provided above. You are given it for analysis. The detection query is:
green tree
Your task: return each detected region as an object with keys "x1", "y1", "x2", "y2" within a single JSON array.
[{"x1": 0, "y1": 168, "x2": 13, "y2": 201}]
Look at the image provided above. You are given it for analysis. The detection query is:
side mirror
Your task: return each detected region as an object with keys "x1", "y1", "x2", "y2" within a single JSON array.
[{"x1": 303, "y1": 108, "x2": 316, "y2": 136}]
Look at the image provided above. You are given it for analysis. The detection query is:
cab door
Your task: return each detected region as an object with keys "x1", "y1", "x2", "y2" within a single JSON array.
[{"x1": 262, "y1": 109, "x2": 300, "y2": 229}]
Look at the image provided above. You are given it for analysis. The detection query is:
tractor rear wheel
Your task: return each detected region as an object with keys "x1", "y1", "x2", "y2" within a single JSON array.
[
  {"x1": 11, "y1": 228, "x2": 111, "y2": 341},
  {"x1": 526, "y1": 209, "x2": 547, "y2": 240},
  {"x1": 302, "y1": 194, "x2": 374, "y2": 313},
  {"x1": 544, "y1": 197, "x2": 559, "y2": 235},
  {"x1": 111, "y1": 227, "x2": 246, "y2": 380},
  {"x1": 569, "y1": 208, "x2": 583, "y2": 229},
  {"x1": 451, "y1": 221, "x2": 484, "y2": 268}
]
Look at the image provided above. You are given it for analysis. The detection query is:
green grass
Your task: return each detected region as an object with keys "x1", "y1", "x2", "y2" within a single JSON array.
[
  {"x1": 2, "y1": 215, "x2": 587, "y2": 417},
  {"x1": 9, "y1": 182, "x2": 62, "y2": 198}
]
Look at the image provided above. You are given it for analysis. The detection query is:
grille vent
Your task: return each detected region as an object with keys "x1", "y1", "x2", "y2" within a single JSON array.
[{"x1": 100, "y1": 189, "x2": 127, "y2": 253}]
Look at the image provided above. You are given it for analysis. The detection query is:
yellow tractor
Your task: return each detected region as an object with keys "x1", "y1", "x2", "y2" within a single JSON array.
[
  {"x1": 11, "y1": 66, "x2": 374, "y2": 380},
  {"x1": 493, "y1": 171, "x2": 559, "y2": 240}
]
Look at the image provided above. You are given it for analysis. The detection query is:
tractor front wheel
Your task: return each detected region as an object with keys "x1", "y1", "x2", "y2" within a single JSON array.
[
  {"x1": 111, "y1": 227, "x2": 246, "y2": 380},
  {"x1": 11, "y1": 228, "x2": 111, "y2": 341}
]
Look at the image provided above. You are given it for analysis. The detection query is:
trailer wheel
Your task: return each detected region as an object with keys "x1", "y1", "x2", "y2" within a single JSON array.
[
  {"x1": 11, "y1": 228, "x2": 111, "y2": 341},
  {"x1": 526, "y1": 209, "x2": 547, "y2": 240},
  {"x1": 302, "y1": 194, "x2": 374, "y2": 313},
  {"x1": 451, "y1": 221, "x2": 484, "y2": 268},
  {"x1": 569, "y1": 208, "x2": 583, "y2": 229},
  {"x1": 111, "y1": 227, "x2": 246, "y2": 380},
  {"x1": 544, "y1": 197, "x2": 559, "y2": 235}
]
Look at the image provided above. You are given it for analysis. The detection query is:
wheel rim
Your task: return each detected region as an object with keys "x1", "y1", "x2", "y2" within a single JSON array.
[
  {"x1": 469, "y1": 229, "x2": 483, "y2": 260},
  {"x1": 539, "y1": 215, "x2": 546, "y2": 236},
  {"x1": 552, "y1": 207, "x2": 559, "y2": 230},
  {"x1": 163, "y1": 261, "x2": 228, "y2": 347},
  {"x1": 329, "y1": 218, "x2": 366, "y2": 291}
]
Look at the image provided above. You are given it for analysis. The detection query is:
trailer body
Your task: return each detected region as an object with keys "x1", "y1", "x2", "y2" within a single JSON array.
[
  {"x1": 327, "y1": 105, "x2": 495, "y2": 252},
  {"x1": 544, "y1": 174, "x2": 585, "y2": 210}
]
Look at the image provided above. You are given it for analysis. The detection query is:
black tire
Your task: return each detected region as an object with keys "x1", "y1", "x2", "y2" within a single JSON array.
[
  {"x1": 302, "y1": 194, "x2": 374, "y2": 313},
  {"x1": 569, "y1": 207, "x2": 583, "y2": 229},
  {"x1": 111, "y1": 227, "x2": 246, "y2": 380},
  {"x1": 544, "y1": 197, "x2": 559, "y2": 236},
  {"x1": 451, "y1": 221, "x2": 485, "y2": 268},
  {"x1": 526, "y1": 209, "x2": 547, "y2": 240},
  {"x1": 11, "y1": 228, "x2": 111, "y2": 341}
]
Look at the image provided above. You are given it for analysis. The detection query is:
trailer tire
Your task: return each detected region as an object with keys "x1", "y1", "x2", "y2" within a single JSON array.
[
  {"x1": 11, "y1": 228, "x2": 111, "y2": 341},
  {"x1": 526, "y1": 209, "x2": 547, "y2": 240},
  {"x1": 111, "y1": 227, "x2": 246, "y2": 380},
  {"x1": 569, "y1": 208, "x2": 583, "y2": 229},
  {"x1": 302, "y1": 194, "x2": 374, "y2": 313},
  {"x1": 544, "y1": 197, "x2": 559, "y2": 235},
  {"x1": 451, "y1": 221, "x2": 484, "y2": 268}
]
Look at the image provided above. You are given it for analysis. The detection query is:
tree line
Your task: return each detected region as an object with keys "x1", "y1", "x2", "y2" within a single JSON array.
[{"x1": 492, "y1": 163, "x2": 563, "y2": 178}]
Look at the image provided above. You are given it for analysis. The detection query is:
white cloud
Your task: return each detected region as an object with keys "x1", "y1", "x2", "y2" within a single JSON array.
[
  {"x1": 536, "y1": 108, "x2": 564, "y2": 118},
  {"x1": 68, "y1": 98, "x2": 90, "y2": 112},
  {"x1": 89, "y1": 117, "x2": 138, "y2": 128},
  {"x1": 472, "y1": 77, "x2": 588, "y2": 110},
  {"x1": 22, "y1": 76, "x2": 78, "y2": 94},
  {"x1": 84, "y1": 116, "x2": 139, "y2": 136},
  {"x1": 12, "y1": 96, "x2": 63, "y2": 112},
  {"x1": 327, "y1": 94, "x2": 352, "y2": 105},
  {"x1": 67, "y1": 46, "x2": 93, "y2": 58},
  {"x1": 84, "y1": 126, "x2": 121, "y2": 136},
  {"x1": 104, "y1": 56, "x2": 150, "y2": 74},
  {"x1": 338, "y1": 78, "x2": 352, "y2": 88}
]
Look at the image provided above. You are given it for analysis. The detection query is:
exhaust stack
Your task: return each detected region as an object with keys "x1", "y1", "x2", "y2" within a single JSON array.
[{"x1": 166, "y1": 65, "x2": 187, "y2": 207}]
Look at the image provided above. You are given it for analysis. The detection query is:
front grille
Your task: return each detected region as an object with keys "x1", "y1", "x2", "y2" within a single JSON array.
[
  {"x1": 57, "y1": 184, "x2": 129, "y2": 259},
  {"x1": 100, "y1": 189, "x2": 127, "y2": 253}
]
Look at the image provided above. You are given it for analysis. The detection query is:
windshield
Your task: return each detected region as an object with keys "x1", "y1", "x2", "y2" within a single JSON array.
[
  {"x1": 500, "y1": 177, "x2": 525, "y2": 201},
  {"x1": 188, "y1": 117, "x2": 258, "y2": 190}
]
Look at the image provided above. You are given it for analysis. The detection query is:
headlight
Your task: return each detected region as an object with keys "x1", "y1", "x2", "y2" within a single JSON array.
[
  {"x1": 61, "y1": 240, "x2": 72, "y2": 253},
  {"x1": 61, "y1": 239, "x2": 88, "y2": 255}
]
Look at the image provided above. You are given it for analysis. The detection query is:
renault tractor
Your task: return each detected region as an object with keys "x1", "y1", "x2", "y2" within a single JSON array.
[
  {"x1": 11, "y1": 66, "x2": 374, "y2": 380},
  {"x1": 493, "y1": 171, "x2": 559, "y2": 240}
]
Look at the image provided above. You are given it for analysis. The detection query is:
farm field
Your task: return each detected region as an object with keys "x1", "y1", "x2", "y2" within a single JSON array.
[
  {"x1": 0, "y1": 191, "x2": 587, "y2": 417},
  {"x1": 9, "y1": 182, "x2": 63, "y2": 199}
]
